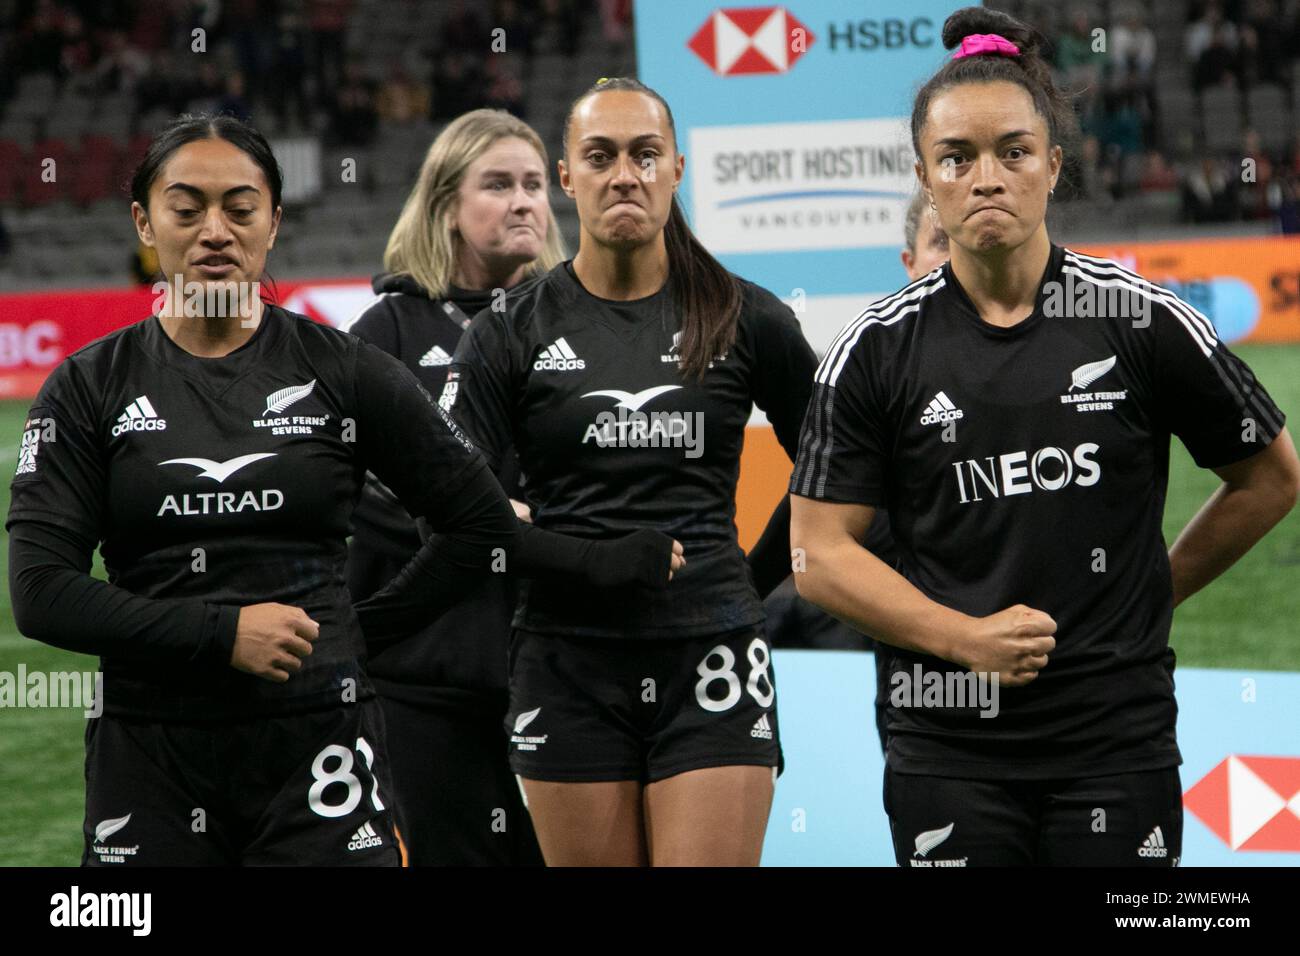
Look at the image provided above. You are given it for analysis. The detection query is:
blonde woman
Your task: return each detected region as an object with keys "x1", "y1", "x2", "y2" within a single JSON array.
[{"x1": 346, "y1": 109, "x2": 675, "y2": 864}]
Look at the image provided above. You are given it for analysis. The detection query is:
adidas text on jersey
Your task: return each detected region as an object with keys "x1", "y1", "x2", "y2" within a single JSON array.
[{"x1": 533, "y1": 337, "x2": 585, "y2": 371}]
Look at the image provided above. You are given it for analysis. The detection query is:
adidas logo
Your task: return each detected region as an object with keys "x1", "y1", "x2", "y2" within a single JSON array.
[
  {"x1": 751, "y1": 714, "x2": 774, "y2": 740},
  {"x1": 419, "y1": 344, "x2": 453, "y2": 367},
  {"x1": 534, "y1": 337, "x2": 585, "y2": 371},
  {"x1": 111, "y1": 396, "x2": 166, "y2": 437},
  {"x1": 919, "y1": 390, "x2": 963, "y2": 426},
  {"x1": 1138, "y1": 825, "x2": 1168, "y2": 858},
  {"x1": 347, "y1": 821, "x2": 383, "y2": 852}
]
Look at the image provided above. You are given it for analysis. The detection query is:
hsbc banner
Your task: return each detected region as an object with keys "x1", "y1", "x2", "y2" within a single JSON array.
[
  {"x1": 0, "y1": 279, "x2": 372, "y2": 399},
  {"x1": 635, "y1": 0, "x2": 957, "y2": 345}
]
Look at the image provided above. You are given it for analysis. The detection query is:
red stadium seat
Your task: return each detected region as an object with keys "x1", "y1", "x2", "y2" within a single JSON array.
[
  {"x1": 119, "y1": 132, "x2": 153, "y2": 191},
  {"x1": 24, "y1": 138, "x2": 74, "y2": 206},
  {"x1": 71, "y1": 155, "x2": 118, "y2": 207}
]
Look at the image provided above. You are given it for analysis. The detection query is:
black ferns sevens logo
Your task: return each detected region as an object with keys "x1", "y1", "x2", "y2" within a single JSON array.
[{"x1": 263, "y1": 380, "x2": 316, "y2": 416}]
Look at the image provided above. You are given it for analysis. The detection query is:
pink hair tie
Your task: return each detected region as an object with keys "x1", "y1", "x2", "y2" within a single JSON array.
[{"x1": 952, "y1": 33, "x2": 1021, "y2": 59}]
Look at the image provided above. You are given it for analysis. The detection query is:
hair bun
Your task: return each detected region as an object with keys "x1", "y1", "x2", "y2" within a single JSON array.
[{"x1": 941, "y1": 6, "x2": 1039, "y2": 57}]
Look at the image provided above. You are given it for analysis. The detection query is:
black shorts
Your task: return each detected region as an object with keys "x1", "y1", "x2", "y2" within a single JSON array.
[
  {"x1": 883, "y1": 765, "x2": 1183, "y2": 866},
  {"x1": 376, "y1": 691, "x2": 542, "y2": 866},
  {"x1": 83, "y1": 700, "x2": 401, "y2": 866},
  {"x1": 506, "y1": 626, "x2": 783, "y2": 783}
]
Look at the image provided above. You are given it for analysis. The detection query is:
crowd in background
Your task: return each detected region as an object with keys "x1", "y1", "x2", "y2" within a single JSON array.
[
  {"x1": 0, "y1": 0, "x2": 1297, "y2": 231},
  {"x1": 1012, "y1": 0, "x2": 1300, "y2": 229},
  {"x1": 0, "y1": 0, "x2": 632, "y2": 143}
]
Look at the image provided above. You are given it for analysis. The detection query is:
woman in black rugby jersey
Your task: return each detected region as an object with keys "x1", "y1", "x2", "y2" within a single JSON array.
[
  {"x1": 790, "y1": 7, "x2": 1300, "y2": 866},
  {"x1": 441, "y1": 78, "x2": 819, "y2": 866},
  {"x1": 5, "y1": 114, "x2": 516, "y2": 866},
  {"x1": 346, "y1": 108, "x2": 675, "y2": 866}
]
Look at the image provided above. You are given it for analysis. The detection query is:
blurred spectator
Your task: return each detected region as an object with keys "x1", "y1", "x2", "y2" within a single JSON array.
[
  {"x1": 1240, "y1": 128, "x2": 1276, "y2": 219},
  {"x1": 309, "y1": 0, "x2": 353, "y2": 108},
  {"x1": 431, "y1": 50, "x2": 482, "y2": 121},
  {"x1": 1056, "y1": 7, "x2": 1103, "y2": 109},
  {"x1": 327, "y1": 61, "x2": 378, "y2": 147},
  {"x1": 542, "y1": 0, "x2": 581, "y2": 57},
  {"x1": 1138, "y1": 149, "x2": 1180, "y2": 192},
  {"x1": 128, "y1": 1, "x2": 175, "y2": 53},
  {"x1": 1110, "y1": 7, "x2": 1156, "y2": 78},
  {"x1": 20, "y1": 0, "x2": 65, "y2": 77},
  {"x1": 58, "y1": 12, "x2": 97, "y2": 90},
  {"x1": 1108, "y1": 5, "x2": 1156, "y2": 106},
  {"x1": 1182, "y1": 155, "x2": 1239, "y2": 221},
  {"x1": 222, "y1": 0, "x2": 271, "y2": 98},
  {"x1": 1238, "y1": 0, "x2": 1287, "y2": 87},
  {"x1": 375, "y1": 66, "x2": 430, "y2": 124},
  {"x1": 441, "y1": 0, "x2": 487, "y2": 52},
  {"x1": 1273, "y1": 170, "x2": 1300, "y2": 233},
  {"x1": 599, "y1": 0, "x2": 632, "y2": 49},
  {"x1": 135, "y1": 50, "x2": 187, "y2": 116},
  {"x1": 269, "y1": 3, "x2": 311, "y2": 132},
  {"x1": 494, "y1": 0, "x2": 537, "y2": 58},
  {"x1": 1189, "y1": 3, "x2": 1243, "y2": 89},
  {"x1": 1076, "y1": 134, "x2": 1110, "y2": 202},
  {"x1": 1186, "y1": 1, "x2": 1236, "y2": 64},
  {"x1": 184, "y1": 59, "x2": 226, "y2": 114},
  {"x1": 483, "y1": 54, "x2": 525, "y2": 118},
  {"x1": 93, "y1": 30, "x2": 150, "y2": 94},
  {"x1": 216, "y1": 71, "x2": 253, "y2": 122}
]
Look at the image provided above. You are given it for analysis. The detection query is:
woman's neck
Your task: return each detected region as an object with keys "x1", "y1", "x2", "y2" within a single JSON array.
[
  {"x1": 949, "y1": 228, "x2": 1052, "y2": 328},
  {"x1": 572, "y1": 233, "x2": 669, "y2": 301},
  {"x1": 452, "y1": 253, "x2": 528, "y2": 292},
  {"x1": 157, "y1": 294, "x2": 265, "y2": 357}
]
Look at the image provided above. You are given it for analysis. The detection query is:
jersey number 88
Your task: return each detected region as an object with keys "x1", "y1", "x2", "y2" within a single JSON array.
[
  {"x1": 307, "y1": 736, "x2": 386, "y2": 819},
  {"x1": 695, "y1": 637, "x2": 775, "y2": 713}
]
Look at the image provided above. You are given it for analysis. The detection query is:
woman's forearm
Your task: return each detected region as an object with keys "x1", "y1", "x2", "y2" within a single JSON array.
[
  {"x1": 1169, "y1": 481, "x2": 1295, "y2": 607},
  {"x1": 795, "y1": 536, "x2": 973, "y2": 665}
]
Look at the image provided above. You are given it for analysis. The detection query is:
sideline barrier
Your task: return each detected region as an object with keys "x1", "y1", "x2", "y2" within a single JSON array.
[{"x1": 762, "y1": 652, "x2": 1300, "y2": 866}]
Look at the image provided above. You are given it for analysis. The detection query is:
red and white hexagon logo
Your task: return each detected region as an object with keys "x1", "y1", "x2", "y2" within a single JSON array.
[
  {"x1": 1184, "y1": 755, "x2": 1300, "y2": 852},
  {"x1": 687, "y1": 7, "x2": 815, "y2": 76}
]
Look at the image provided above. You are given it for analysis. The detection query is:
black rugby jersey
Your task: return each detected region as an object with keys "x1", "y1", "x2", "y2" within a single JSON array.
[
  {"x1": 791, "y1": 243, "x2": 1286, "y2": 779},
  {"x1": 7, "y1": 305, "x2": 509, "y2": 719},
  {"x1": 345, "y1": 275, "x2": 520, "y2": 698},
  {"x1": 444, "y1": 260, "x2": 819, "y2": 638}
]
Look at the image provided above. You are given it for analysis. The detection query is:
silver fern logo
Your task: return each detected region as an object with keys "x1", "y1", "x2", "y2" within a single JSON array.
[
  {"x1": 913, "y1": 823, "x2": 954, "y2": 858},
  {"x1": 1060, "y1": 356, "x2": 1128, "y2": 414},
  {"x1": 513, "y1": 707, "x2": 541, "y2": 734},
  {"x1": 263, "y1": 380, "x2": 317, "y2": 416},
  {"x1": 1070, "y1": 355, "x2": 1116, "y2": 391},
  {"x1": 94, "y1": 813, "x2": 132, "y2": 844}
]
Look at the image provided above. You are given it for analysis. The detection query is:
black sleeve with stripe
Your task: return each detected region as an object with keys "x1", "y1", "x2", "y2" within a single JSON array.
[
  {"x1": 790, "y1": 338, "x2": 891, "y2": 507},
  {"x1": 743, "y1": 284, "x2": 820, "y2": 596},
  {"x1": 6, "y1": 361, "x2": 240, "y2": 668},
  {"x1": 1150, "y1": 299, "x2": 1285, "y2": 468}
]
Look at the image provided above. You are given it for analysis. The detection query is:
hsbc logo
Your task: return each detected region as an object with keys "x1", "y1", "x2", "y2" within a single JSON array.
[
  {"x1": 687, "y1": 7, "x2": 814, "y2": 76},
  {"x1": 1184, "y1": 755, "x2": 1300, "y2": 852}
]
